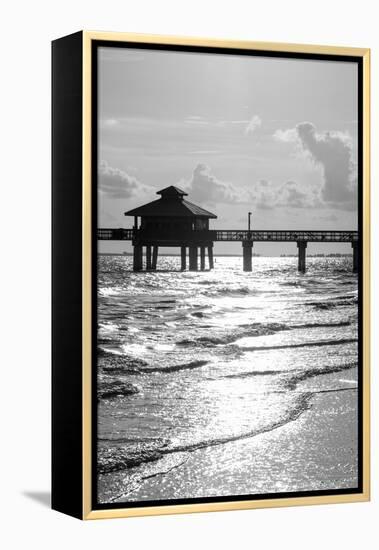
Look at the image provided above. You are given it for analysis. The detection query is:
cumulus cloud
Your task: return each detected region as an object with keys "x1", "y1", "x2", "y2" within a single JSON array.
[
  {"x1": 183, "y1": 164, "x2": 252, "y2": 205},
  {"x1": 273, "y1": 127, "x2": 298, "y2": 143},
  {"x1": 181, "y1": 165, "x2": 319, "y2": 209},
  {"x1": 98, "y1": 160, "x2": 152, "y2": 199},
  {"x1": 250, "y1": 179, "x2": 276, "y2": 209},
  {"x1": 277, "y1": 180, "x2": 321, "y2": 209},
  {"x1": 250, "y1": 179, "x2": 320, "y2": 210},
  {"x1": 245, "y1": 115, "x2": 262, "y2": 135},
  {"x1": 274, "y1": 122, "x2": 357, "y2": 210}
]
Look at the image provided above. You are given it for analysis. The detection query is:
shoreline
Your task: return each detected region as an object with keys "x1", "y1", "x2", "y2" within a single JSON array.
[{"x1": 99, "y1": 386, "x2": 358, "y2": 504}]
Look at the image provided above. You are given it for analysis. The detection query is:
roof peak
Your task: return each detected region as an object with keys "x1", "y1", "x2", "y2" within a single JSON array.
[{"x1": 156, "y1": 185, "x2": 188, "y2": 197}]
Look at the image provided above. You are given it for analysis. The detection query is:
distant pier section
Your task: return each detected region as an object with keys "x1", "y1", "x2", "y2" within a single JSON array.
[{"x1": 98, "y1": 186, "x2": 359, "y2": 273}]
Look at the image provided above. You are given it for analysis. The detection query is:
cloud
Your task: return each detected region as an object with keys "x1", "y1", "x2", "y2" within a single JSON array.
[
  {"x1": 181, "y1": 165, "x2": 319, "y2": 209},
  {"x1": 250, "y1": 179, "x2": 277, "y2": 209},
  {"x1": 276, "y1": 180, "x2": 321, "y2": 209},
  {"x1": 250, "y1": 179, "x2": 319, "y2": 210},
  {"x1": 274, "y1": 122, "x2": 357, "y2": 210},
  {"x1": 98, "y1": 160, "x2": 152, "y2": 199},
  {"x1": 245, "y1": 115, "x2": 262, "y2": 135},
  {"x1": 100, "y1": 118, "x2": 120, "y2": 128},
  {"x1": 184, "y1": 116, "x2": 209, "y2": 126},
  {"x1": 183, "y1": 164, "x2": 252, "y2": 205},
  {"x1": 273, "y1": 127, "x2": 298, "y2": 143},
  {"x1": 217, "y1": 119, "x2": 249, "y2": 126}
]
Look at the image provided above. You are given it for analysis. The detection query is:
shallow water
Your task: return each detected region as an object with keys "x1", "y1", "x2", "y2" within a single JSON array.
[{"x1": 97, "y1": 256, "x2": 358, "y2": 503}]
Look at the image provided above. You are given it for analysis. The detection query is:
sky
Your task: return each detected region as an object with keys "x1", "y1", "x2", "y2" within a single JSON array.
[{"x1": 98, "y1": 46, "x2": 358, "y2": 255}]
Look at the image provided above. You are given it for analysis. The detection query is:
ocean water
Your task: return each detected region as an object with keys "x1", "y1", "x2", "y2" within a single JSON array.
[{"x1": 97, "y1": 256, "x2": 358, "y2": 504}]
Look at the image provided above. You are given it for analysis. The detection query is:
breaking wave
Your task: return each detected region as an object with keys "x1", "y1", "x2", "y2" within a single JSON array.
[
  {"x1": 97, "y1": 377, "x2": 139, "y2": 400},
  {"x1": 239, "y1": 338, "x2": 357, "y2": 352},
  {"x1": 224, "y1": 361, "x2": 357, "y2": 385},
  {"x1": 98, "y1": 393, "x2": 313, "y2": 474},
  {"x1": 176, "y1": 321, "x2": 351, "y2": 347}
]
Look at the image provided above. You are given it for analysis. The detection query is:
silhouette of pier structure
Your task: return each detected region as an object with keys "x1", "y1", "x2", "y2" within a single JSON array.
[{"x1": 98, "y1": 186, "x2": 359, "y2": 273}]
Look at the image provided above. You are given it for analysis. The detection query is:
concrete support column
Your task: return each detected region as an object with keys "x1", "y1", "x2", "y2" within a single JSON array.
[
  {"x1": 208, "y1": 244, "x2": 214, "y2": 270},
  {"x1": 133, "y1": 245, "x2": 143, "y2": 271},
  {"x1": 146, "y1": 245, "x2": 152, "y2": 270},
  {"x1": 242, "y1": 241, "x2": 253, "y2": 272},
  {"x1": 200, "y1": 246, "x2": 206, "y2": 271},
  {"x1": 352, "y1": 242, "x2": 358, "y2": 273},
  {"x1": 181, "y1": 246, "x2": 186, "y2": 271},
  {"x1": 152, "y1": 246, "x2": 158, "y2": 270},
  {"x1": 297, "y1": 241, "x2": 307, "y2": 272},
  {"x1": 189, "y1": 246, "x2": 198, "y2": 271}
]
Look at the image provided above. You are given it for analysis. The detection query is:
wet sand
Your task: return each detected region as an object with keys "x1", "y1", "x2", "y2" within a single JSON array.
[{"x1": 102, "y1": 388, "x2": 358, "y2": 504}]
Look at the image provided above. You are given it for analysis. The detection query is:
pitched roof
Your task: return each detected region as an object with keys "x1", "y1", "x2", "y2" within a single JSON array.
[
  {"x1": 156, "y1": 185, "x2": 188, "y2": 197},
  {"x1": 124, "y1": 188, "x2": 217, "y2": 218}
]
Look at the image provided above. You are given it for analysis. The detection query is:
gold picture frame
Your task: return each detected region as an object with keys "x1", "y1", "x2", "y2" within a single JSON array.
[{"x1": 52, "y1": 31, "x2": 370, "y2": 520}]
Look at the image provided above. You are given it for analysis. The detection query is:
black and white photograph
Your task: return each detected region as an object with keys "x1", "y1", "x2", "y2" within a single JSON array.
[{"x1": 95, "y1": 44, "x2": 361, "y2": 506}]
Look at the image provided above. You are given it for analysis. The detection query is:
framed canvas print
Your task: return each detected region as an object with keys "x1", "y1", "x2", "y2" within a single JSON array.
[{"x1": 52, "y1": 31, "x2": 370, "y2": 520}]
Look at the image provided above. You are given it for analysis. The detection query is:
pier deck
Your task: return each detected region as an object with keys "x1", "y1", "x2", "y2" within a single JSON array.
[
  {"x1": 97, "y1": 228, "x2": 358, "y2": 273},
  {"x1": 98, "y1": 228, "x2": 358, "y2": 243},
  {"x1": 98, "y1": 228, "x2": 358, "y2": 273}
]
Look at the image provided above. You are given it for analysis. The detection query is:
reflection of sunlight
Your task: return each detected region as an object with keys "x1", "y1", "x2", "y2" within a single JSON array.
[
  {"x1": 338, "y1": 378, "x2": 357, "y2": 385},
  {"x1": 154, "y1": 343, "x2": 176, "y2": 351},
  {"x1": 98, "y1": 255, "x2": 359, "y2": 500},
  {"x1": 168, "y1": 375, "x2": 300, "y2": 449},
  {"x1": 121, "y1": 343, "x2": 148, "y2": 355},
  {"x1": 235, "y1": 324, "x2": 357, "y2": 350},
  {"x1": 98, "y1": 322, "x2": 119, "y2": 332}
]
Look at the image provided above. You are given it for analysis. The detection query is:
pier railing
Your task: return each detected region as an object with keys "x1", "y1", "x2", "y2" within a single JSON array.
[
  {"x1": 97, "y1": 228, "x2": 358, "y2": 243},
  {"x1": 97, "y1": 227, "x2": 358, "y2": 272},
  {"x1": 214, "y1": 229, "x2": 358, "y2": 242},
  {"x1": 97, "y1": 228, "x2": 134, "y2": 240}
]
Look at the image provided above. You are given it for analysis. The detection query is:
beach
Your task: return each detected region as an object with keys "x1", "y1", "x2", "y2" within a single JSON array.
[{"x1": 97, "y1": 255, "x2": 358, "y2": 504}]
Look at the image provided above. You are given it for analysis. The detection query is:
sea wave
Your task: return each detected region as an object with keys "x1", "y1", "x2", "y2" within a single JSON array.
[
  {"x1": 224, "y1": 360, "x2": 357, "y2": 386},
  {"x1": 307, "y1": 297, "x2": 358, "y2": 310},
  {"x1": 98, "y1": 392, "x2": 314, "y2": 474},
  {"x1": 97, "y1": 377, "x2": 139, "y2": 400},
  {"x1": 239, "y1": 338, "x2": 357, "y2": 352},
  {"x1": 177, "y1": 322, "x2": 288, "y2": 346},
  {"x1": 99, "y1": 352, "x2": 148, "y2": 374},
  {"x1": 98, "y1": 439, "x2": 169, "y2": 473},
  {"x1": 285, "y1": 361, "x2": 358, "y2": 389},
  {"x1": 143, "y1": 360, "x2": 209, "y2": 374},
  {"x1": 98, "y1": 351, "x2": 210, "y2": 375},
  {"x1": 176, "y1": 321, "x2": 351, "y2": 347},
  {"x1": 203, "y1": 285, "x2": 251, "y2": 297}
]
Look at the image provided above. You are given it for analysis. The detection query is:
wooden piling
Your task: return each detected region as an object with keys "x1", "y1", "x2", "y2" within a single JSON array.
[
  {"x1": 242, "y1": 241, "x2": 253, "y2": 271},
  {"x1": 146, "y1": 245, "x2": 152, "y2": 270},
  {"x1": 208, "y1": 245, "x2": 214, "y2": 270},
  {"x1": 297, "y1": 241, "x2": 307, "y2": 272},
  {"x1": 152, "y1": 246, "x2": 158, "y2": 270},
  {"x1": 200, "y1": 246, "x2": 206, "y2": 270},
  {"x1": 133, "y1": 245, "x2": 143, "y2": 271},
  {"x1": 189, "y1": 246, "x2": 198, "y2": 271},
  {"x1": 181, "y1": 246, "x2": 186, "y2": 271}
]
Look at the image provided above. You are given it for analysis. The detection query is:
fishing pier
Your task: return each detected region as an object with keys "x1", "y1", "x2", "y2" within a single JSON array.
[{"x1": 98, "y1": 186, "x2": 358, "y2": 273}]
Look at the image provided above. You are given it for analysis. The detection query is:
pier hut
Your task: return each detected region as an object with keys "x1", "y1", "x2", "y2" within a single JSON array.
[{"x1": 124, "y1": 186, "x2": 217, "y2": 271}]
